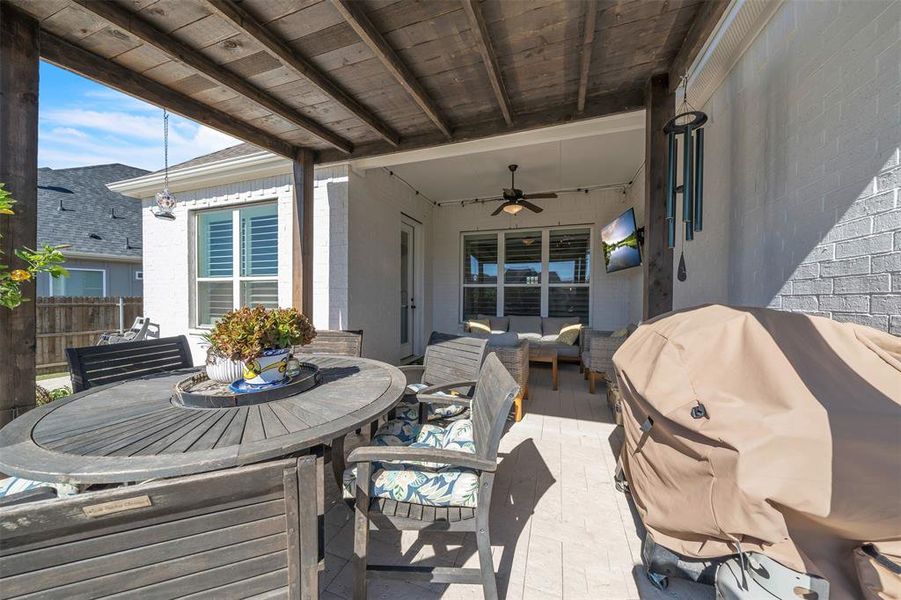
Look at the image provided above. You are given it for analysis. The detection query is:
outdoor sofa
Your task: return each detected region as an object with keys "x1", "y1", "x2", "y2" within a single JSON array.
[{"x1": 465, "y1": 314, "x2": 583, "y2": 361}]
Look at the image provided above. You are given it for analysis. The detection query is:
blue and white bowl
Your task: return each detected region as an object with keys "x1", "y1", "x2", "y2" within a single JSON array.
[{"x1": 242, "y1": 348, "x2": 291, "y2": 386}]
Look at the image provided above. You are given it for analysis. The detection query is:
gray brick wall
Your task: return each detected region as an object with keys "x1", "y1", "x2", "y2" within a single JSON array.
[{"x1": 778, "y1": 153, "x2": 900, "y2": 333}]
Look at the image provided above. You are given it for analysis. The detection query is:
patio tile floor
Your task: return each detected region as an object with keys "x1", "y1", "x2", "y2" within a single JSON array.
[{"x1": 321, "y1": 362, "x2": 715, "y2": 599}]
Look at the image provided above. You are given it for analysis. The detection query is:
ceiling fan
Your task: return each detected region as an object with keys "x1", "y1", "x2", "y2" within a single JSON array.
[{"x1": 491, "y1": 164, "x2": 558, "y2": 216}]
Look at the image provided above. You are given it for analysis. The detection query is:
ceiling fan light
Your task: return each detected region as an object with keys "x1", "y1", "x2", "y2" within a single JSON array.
[{"x1": 503, "y1": 203, "x2": 523, "y2": 215}]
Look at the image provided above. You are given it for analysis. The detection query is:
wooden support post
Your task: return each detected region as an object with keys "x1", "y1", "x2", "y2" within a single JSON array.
[
  {"x1": 643, "y1": 73, "x2": 675, "y2": 320},
  {"x1": 292, "y1": 150, "x2": 314, "y2": 317},
  {"x1": 0, "y1": 4, "x2": 39, "y2": 427}
]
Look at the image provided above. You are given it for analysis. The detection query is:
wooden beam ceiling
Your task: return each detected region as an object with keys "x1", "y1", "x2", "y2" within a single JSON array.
[
  {"x1": 329, "y1": 0, "x2": 453, "y2": 140},
  {"x1": 577, "y1": 0, "x2": 598, "y2": 113},
  {"x1": 460, "y1": 0, "x2": 513, "y2": 127},
  {"x1": 40, "y1": 32, "x2": 299, "y2": 160},
  {"x1": 203, "y1": 0, "x2": 400, "y2": 148},
  {"x1": 70, "y1": 0, "x2": 352, "y2": 154}
]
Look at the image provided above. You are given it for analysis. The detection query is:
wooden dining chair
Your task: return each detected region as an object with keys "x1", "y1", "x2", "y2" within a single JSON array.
[
  {"x1": 294, "y1": 329, "x2": 364, "y2": 357},
  {"x1": 66, "y1": 335, "x2": 193, "y2": 392},
  {"x1": 398, "y1": 331, "x2": 489, "y2": 425},
  {"x1": 0, "y1": 456, "x2": 320, "y2": 600},
  {"x1": 347, "y1": 353, "x2": 520, "y2": 600}
]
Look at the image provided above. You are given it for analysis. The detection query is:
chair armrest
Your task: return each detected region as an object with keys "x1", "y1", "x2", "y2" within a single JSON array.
[
  {"x1": 347, "y1": 446, "x2": 496, "y2": 472},
  {"x1": 416, "y1": 394, "x2": 472, "y2": 407},
  {"x1": 0, "y1": 486, "x2": 58, "y2": 507},
  {"x1": 397, "y1": 365, "x2": 425, "y2": 386}
]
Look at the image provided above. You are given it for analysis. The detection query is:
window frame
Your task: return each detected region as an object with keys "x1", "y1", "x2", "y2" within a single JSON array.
[
  {"x1": 49, "y1": 267, "x2": 107, "y2": 297},
  {"x1": 459, "y1": 224, "x2": 593, "y2": 324},
  {"x1": 192, "y1": 201, "x2": 279, "y2": 328}
]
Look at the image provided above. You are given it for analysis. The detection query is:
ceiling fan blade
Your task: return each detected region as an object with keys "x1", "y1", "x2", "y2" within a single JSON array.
[
  {"x1": 522, "y1": 192, "x2": 558, "y2": 199},
  {"x1": 491, "y1": 203, "x2": 508, "y2": 216},
  {"x1": 519, "y1": 200, "x2": 544, "y2": 213}
]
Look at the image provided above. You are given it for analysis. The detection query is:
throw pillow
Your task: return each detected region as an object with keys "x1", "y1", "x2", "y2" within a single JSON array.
[
  {"x1": 556, "y1": 324, "x2": 582, "y2": 345},
  {"x1": 467, "y1": 319, "x2": 492, "y2": 334},
  {"x1": 611, "y1": 326, "x2": 630, "y2": 338}
]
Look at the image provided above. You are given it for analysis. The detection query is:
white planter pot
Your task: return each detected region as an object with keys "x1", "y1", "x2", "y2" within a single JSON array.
[
  {"x1": 205, "y1": 356, "x2": 245, "y2": 384},
  {"x1": 243, "y1": 348, "x2": 291, "y2": 386}
]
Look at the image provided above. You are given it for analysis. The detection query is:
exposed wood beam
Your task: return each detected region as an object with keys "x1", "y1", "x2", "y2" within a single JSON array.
[
  {"x1": 669, "y1": 0, "x2": 730, "y2": 92},
  {"x1": 40, "y1": 32, "x2": 300, "y2": 160},
  {"x1": 317, "y1": 87, "x2": 644, "y2": 164},
  {"x1": 577, "y1": 0, "x2": 599, "y2": 113},
  {"x1": 329, "y1": 0, "x2": 452, "y2": 140},
  {"x1": 643, "y1": 74, "x2": 674, "y2": 319},
  {"x1": 204, "y1": 0, "x2": 400, "y2": 148},
  {"x1": 292, "y1": 150, "x2": 314, "y2": 316},
  {"x1": 460, "y1": 0, "x2": 513, "y2": 126},
  {"x1": 0, "y1": 3, "x2": 39, "y2": 425},
  {"x1": 70, "y1": 0, "x2": 353, "y2": 154}
]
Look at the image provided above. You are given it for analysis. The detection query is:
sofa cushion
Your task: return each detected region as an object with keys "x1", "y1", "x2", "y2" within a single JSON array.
[
  {"x1": 487, "y1": 332, "x2": 520, "y2": 347},
  {"x1": 509, "y1": 315, "x2": 542, "y2": 335},
  {"x1": 517, "y1": 332, "x2": 541, "y2": 342},
  {"x1": 466, "y1": 319, "x2": 492, "y2": 334},
  {"x1": 477, "y1": 314, "x2": 509, "y2": 332},
  {"x1": 542, "y1": 317, "x2": 579, "y2": 336}
]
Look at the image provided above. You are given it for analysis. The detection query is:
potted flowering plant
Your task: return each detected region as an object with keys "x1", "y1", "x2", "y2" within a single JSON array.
[{"x1": 205, "y1": 306, "x2": 316, "y2": 386}]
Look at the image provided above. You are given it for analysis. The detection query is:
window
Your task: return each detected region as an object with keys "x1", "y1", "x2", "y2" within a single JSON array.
[
  {"x1": 461, "y1": 227, "x2": 591, "y2": 323},
  {"x1": 50, "y1": 268, "x2": 105, "y2": 297},
  {"x1": 195, "y1": 203, "x2": 279, "y2": 327}
]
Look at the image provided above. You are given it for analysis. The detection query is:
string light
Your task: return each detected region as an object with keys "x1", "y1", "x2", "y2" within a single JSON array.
[{"x1": 382, "y1": 167, "x2": 439, "y2": 207}]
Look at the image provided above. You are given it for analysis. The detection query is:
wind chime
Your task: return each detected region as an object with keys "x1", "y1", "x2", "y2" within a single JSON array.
[
  {"x1": 152, "y1": 109, "x2": 176, "y2": 221},
  {"x1": 664, "y1": 83, "x2": 707, "y2": 280}
]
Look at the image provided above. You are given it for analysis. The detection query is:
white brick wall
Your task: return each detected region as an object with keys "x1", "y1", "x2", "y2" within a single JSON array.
[{"x1": 674, "y1": 0, "x2": 900, "y2": 334}]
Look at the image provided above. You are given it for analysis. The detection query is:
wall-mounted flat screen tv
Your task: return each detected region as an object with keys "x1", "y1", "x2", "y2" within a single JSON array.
[{"x1": 601, "y1": 208, "x2": 642, "y2": 273}]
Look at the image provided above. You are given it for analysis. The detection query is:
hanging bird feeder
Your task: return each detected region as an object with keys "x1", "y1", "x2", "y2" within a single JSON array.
[{"x1": 152, "y1": 109, "x2": 176, "y2": 221}]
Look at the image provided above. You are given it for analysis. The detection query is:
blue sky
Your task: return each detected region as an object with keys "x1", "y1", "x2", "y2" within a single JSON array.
[{"x1": 39, "y1": 62, "x2": 239, "y2": 172}]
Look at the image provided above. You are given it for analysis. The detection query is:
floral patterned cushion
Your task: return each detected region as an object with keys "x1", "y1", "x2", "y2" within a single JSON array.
[
  {"x1": 342, "y1": 419, "x2": 480, "y2": 507},
  {"x1": 395, "y1": 383, "x2": 470, "y2": 424}
]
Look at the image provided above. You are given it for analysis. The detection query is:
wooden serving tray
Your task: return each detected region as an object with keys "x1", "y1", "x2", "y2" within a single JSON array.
[{"x1": 172, "y1": 363, "x2": 321, "y2": 408}]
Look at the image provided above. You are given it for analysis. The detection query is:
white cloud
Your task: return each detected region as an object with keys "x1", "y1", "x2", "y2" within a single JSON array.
[{"x1": 49, "y1": 127, "x2": 88, "y2": 139}]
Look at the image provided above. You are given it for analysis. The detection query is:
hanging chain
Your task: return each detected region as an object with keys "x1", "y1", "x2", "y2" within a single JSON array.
[{"x1": 162, "y1": 109, "x2": 170, "y2": 190}]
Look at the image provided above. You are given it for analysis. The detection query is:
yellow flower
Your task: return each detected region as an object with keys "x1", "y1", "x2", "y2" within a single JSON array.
[{"x1": 9, "y1": 269, "x2": 31, "y2": 282}]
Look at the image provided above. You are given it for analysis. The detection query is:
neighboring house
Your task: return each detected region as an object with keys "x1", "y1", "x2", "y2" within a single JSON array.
[{"x1": 37, "y1": 164, "x2": 148, "y2": 298}]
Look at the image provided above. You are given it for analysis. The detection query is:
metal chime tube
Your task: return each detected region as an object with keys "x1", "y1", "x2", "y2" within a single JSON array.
[
  {"x1": 694, "y1": 127, "x2": 704, "y2": 232},
  {"x1": 665, "y1": 130, "x2": 677, "y2": 248},
  {"x1": 682, "y1": 126, "x2": 694, "y2": 241}
]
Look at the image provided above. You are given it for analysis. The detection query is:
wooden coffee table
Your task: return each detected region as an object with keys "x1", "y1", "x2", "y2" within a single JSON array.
[{"x1": 530, "y1": 347, "x2": 558, "y2": 390}]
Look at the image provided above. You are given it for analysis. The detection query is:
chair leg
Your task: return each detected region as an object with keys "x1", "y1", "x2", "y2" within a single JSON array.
[
  {"x1": 353, "y1": 462, "x2": 372, "y2": 600},
  {"x1": 513, "y1": 393, "x2": 523, "y2": 422},
  {"x1": 588, "y1": 371, "x2": 596, "y2": 394},
  {"x1": 476, "y1": 474, "x2": 498, "y2": 600}
]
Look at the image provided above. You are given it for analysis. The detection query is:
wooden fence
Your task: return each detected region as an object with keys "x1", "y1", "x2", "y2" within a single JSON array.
[{"x1": 36, "y1": 297, "x2": 143, "y2": 375}]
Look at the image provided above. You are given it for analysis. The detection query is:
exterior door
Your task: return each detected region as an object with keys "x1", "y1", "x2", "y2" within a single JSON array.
[{"x1": 400, "y1": 220, "x2": 415, "y2": 357}]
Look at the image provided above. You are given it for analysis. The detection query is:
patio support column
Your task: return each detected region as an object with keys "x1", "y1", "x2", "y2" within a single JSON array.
[
  {"x1": 0, "y1": 4, "x2": 39, "y2": 426},
  {"x1": 292, "y1": 149, "x2": 315, "y2": 317},
  {"x1": 643, "y1": 73, "x2": 674, "y2": 319}
]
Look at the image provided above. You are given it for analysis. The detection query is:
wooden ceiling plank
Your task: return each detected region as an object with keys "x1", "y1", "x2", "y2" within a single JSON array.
[
  {"x1": 329, "y1": 0, "x2": 452, "y2": 140},
  {"x1": 204, "y1": 0, "x2": 400, "y2": 146},
  {"x1": 39, "y1": 30, "x2": 300, "y2": 160},
  {"x1": 577, "y1": 0, "x2": 598, "y2": 113},
  {"x1": 669, "y1": 0, "x2": 729, "y2": 92},
  {"x1": 69, "y1": 0, "x2": 353, "y2": 154},
  {"x1": 460, "y1": 0, "x2": 513, "y2": 126}
]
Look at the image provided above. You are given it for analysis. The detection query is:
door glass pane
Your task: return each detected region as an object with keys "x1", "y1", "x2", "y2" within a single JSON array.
[
  {"x1": 504, "y1": 231, "x2": 541, "y2": 284},
  {"x1": 463, "y1": 234, "x2": 498, "y2": 283},
  {"x1": 504, "y1": 286, "x2": 541, "y2": 316},
  {"x1": 400, "y1": 229, "x2": 410, "y2": 345},
  {"x1": 53, "y1": 270, "x2": 104, "y2": 296},
  {"x1": 198, "y1": 210, "x2": 233, "y2": 277},
  {"x1": 463, "y1": 287, "x2": 497, "y2": 320},
  {"x1": 548, "y1": 287, "x2": 590, "y2": 323},
  {"x1": 240, "y1": 204, "x2": 278, "y2": 276},
  {"x1": 549, "y1": 228, "x2": 590, "y2": 284},
  {"x1": 241, "y1": 280, "x2": 279, "y2": 309},
  {"x1": 198, "y1": 281, "x2": 233, "y2": 326}
]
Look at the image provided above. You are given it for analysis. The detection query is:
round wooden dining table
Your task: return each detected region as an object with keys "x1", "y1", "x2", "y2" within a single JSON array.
[{"x1": 0, "y1": 355, "x2": 405, "y2": 484}]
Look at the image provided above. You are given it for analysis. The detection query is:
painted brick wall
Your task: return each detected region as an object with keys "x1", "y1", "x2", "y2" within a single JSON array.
[{"x1": 674, "y1": 0, "x2": 900, "y2": 334}]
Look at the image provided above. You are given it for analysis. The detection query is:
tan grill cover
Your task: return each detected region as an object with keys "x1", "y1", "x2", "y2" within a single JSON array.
[{"x1": 613, "y1": 305, "x2": 901, "y2": 597}]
